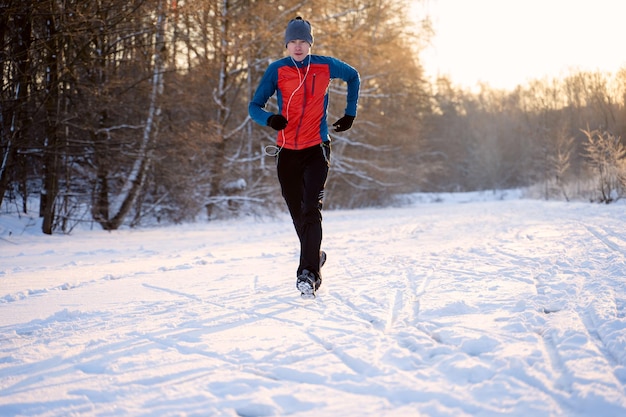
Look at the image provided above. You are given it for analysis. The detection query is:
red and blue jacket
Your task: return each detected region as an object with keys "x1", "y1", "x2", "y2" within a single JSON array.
[{"x1": 249, "y1": 54, "x2": 360, "y2": 150}]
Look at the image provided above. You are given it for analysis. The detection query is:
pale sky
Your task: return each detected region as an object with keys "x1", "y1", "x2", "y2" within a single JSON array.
[{"x1": 412, "y1": 0, "x2": 626, "y2": 90}]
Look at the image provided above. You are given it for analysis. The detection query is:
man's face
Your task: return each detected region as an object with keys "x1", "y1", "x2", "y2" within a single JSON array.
[{"x1": 287, "y1": 40, "x2": 311, "y2": 62}]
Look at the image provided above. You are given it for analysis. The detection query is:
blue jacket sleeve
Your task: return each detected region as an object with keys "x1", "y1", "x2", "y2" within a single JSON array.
[
  {"x1": 329, "y1": 58, "x2": 360, "y2": 117},
  {"x1": 248, "y1": 62, "x2": 279, "y2": 126}
]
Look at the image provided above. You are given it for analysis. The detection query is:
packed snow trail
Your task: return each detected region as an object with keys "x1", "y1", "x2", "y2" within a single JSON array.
[{"x1": 1, "y1": 196, "x2": 626, "y2": 416}]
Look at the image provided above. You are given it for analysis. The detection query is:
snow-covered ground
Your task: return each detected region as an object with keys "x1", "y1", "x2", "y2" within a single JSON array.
[{"x1": 1, "y1": 193, "x2": 626, "y2": 416}]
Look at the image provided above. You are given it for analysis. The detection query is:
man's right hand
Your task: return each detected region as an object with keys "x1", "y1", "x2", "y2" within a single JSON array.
[{"x1": 267, "y1": 114, "x2": 288, "y2": 131}]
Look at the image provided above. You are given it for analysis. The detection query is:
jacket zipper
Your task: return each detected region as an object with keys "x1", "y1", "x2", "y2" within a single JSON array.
[{"x1": 293, "y1": 66, "x2": 310, "y2": 149}]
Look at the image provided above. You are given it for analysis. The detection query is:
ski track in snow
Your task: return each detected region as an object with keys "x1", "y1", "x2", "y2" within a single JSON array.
[{"x1": 1, "y1": 198, "x2": 626, "y2": 416}]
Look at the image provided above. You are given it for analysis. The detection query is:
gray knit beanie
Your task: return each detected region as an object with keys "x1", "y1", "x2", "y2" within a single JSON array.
[{"x1": 284, "y1": 17, "x2": 313, "y2": 47}]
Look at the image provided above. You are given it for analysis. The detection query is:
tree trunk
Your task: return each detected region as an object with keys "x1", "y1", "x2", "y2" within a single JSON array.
[
  {"x1": 208, "y1": 0, "x2": 229, "y2": 214},
  {"x1": 41, "y1": 8, "x2": 60, "y2": 235}
]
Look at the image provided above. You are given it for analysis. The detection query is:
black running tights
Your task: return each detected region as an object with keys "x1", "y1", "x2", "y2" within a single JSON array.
[{"x1": 277, "y1": 144, "x2": 329, "y2": 279}]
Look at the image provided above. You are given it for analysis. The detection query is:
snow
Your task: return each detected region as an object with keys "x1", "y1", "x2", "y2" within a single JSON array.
[{"x1": 1, "y1": 193, "x2": 626, "y2": 416}]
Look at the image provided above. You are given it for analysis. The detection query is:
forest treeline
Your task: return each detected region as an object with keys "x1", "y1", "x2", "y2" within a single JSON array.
[{"x1": 1, "y1": 0, "x2": 625, "y2": 234}]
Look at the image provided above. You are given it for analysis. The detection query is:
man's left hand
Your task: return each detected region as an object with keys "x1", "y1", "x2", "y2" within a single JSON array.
[{"x1": 332, "y1": 115, "x2": 355, "y2": 132}]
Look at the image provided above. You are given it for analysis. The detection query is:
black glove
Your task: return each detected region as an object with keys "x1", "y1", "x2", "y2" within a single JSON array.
[
  {"x1": 267, "y1": 114, "x2": 288, "y2": 131},
  {"x1": 332, "y1": 115, "x2": 355, "y2": 132}
]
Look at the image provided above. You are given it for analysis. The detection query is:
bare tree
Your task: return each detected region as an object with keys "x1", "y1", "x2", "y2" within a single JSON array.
[
  {"x1": 0, "y1": 0, "x2": 33, "y2": 213},
  {"x1": 95, "y1": 0, "x2": 169, "y2": 230},
  {"x1": 582, "y1": 128, "x2": 626, "y2": 203}
]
